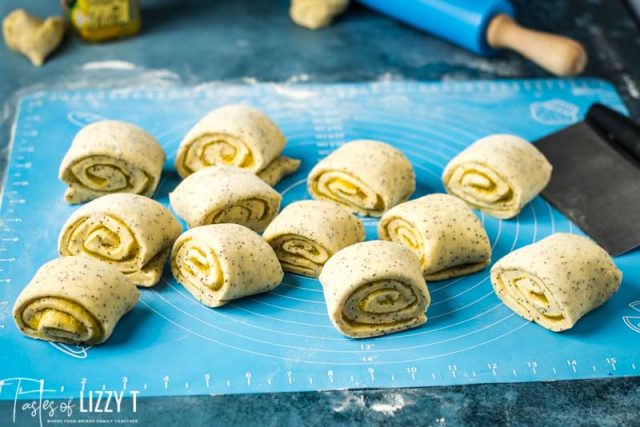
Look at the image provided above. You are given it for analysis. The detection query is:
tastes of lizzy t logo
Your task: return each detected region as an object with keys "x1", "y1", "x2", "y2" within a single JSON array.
[{"x1": 1, "y1": 377, "x2": 140, "y2": 426}]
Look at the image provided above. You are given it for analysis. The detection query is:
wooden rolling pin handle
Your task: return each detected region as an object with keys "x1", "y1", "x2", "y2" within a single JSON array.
[{"x1": 486, "y1": 14, "x2": 588, "y2": 76}]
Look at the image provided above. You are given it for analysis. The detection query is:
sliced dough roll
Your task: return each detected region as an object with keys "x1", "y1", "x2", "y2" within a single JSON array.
[
  {"x1": 59, "y1": 120, "x2": 165, "y2": 204},
  {"x1": 491, "y1": 233, "x2": 622, "y2": 332},
  {"x1": 175, "y1": 104, "x2": 299, "y2": 184},
  {"x1": 263, "y1": 200, "x2": 365, "y2": 277},
  {"x1": 319, "y1": 240, "x2": 430, "y2": 338},
  {"x1": 169, "y1": 166, "x2": 281, "y2": 232},
  {"x1": 442, "y1": 134, "x2": 552, "y2": 219},
  {"x1": 59, "y1": 193, "x2": 182, "y2": 287},
  {"x1": 13, "y1": 256, "x2": 140, "y2": 345},
  {"x1": 379, "y1": 194, "x2": 491, "y2": 281},
  {"x1": 171, "y1": 224, "x2": 284, "y2": 307},
  {"x1": 308, "y1": 140, "x2": 415, "y2": 217}
]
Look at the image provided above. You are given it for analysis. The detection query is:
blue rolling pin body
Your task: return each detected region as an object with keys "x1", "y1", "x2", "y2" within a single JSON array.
[{"x1": 357, "y1": 0, "x2": 514, "y2": 56}]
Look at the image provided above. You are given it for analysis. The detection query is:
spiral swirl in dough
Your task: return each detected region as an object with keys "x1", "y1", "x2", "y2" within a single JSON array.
[
  {"x1": 175, "y1": 104, "x2": 299, "y2": 186},
  {"x1": 491, "y1": 233, "x2": 622, "y2": 331},
  {"x1": 13, "y1": 256, "x2": 139, "y2": 345},
  {"x1": 263, "y1": 200, "x2": 364, "y2": 277},
  {"x1": 308, "y1": 140, "x2": 415, "y2": 217},
  {"x1": 319, "y1": 240, "x2": 430, "y2": 338},
  {"x1": 379, "y1": 194, "x2": 491, "y2": 280},
  {"x1": 170, "y1": 165, "x2": 281, "y2": 232},
  {"x1": 442, "y1": 134, "x2": 552, "y2": 219},
  {"x1": 171, "y1": 224, "x2": 283, "y2": 307},
  {"x1": 59, "y1": 120, "x2": 165, "y2": 204},
  {"x1": 58, "y1": 193, "x2": 182, "y2": 287}
]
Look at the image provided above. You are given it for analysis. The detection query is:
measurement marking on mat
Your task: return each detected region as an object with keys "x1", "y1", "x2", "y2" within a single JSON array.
[
  {"x1": 308, "y1": 377, "x2": 313, "y2": 384},
  {"x1": 143, "y1": 384, "x2": 147, "y2": 390},
  {"x1": 4, "y1": 218, "x2": 22, "y2": 223},
  {"x1": 407, "y1": 367, "x2": 417, "y2": 380},
  {"x1": 0, "y1": 279, "x2": 12, "y2": 283},
  {"x1": 567, "y1": 360, "x2": 577, "y2": 373},
  {"x1": 552, "y1": 368, "x2": 557, "y2": 374},
  {"x1": 606, "y1": 358, "x2": 617, "y2": 371},
  {"x1": 185, "y1": 382, "x2": 189, "y2": 389},
  {"x1": 327, "y1": 370, "x2": 334, "y2": 383},
  {"x1": 204, "y1": 374, "x2": 210, "y2": 388},
  {"x1": 122, "y1": 377, "x2": 128, "y2": 390},
  {"x1": 488, "y1": 363, "x2": 497, "y2": 377},
  {"x1": 512, "y1": 369, "x2": 517, "y2": 376},
  {"x1": 1, "y1": 237, "x2": 19, "y2": 242},
  {"x1": 245, "y1": 372, "x2": 252, "y2": 386},
  {"x1": 163, "y1": 376, "x2": 169, "y2": 389},
  {"x1": 0, "y1": 258, "x2": 16, "y2": 262},
  {"x1": 472, "y1": 371, "x2": 477, "y2": 378},
  {"x1": 448, "y1": 365, "x2": 457, "y2": 379},
  {"x1": 431, "y1": 373, "x2": 436, "y2": 380},
  {"x1": 80, "y1": 378, "x2": 86, "y2": 391},
  {"x1": 11, "y1": 181, "x2": 29, "y2": 187},
  {"x1": 267, "y1": 378, "x2": 272, "y2": 385},
  {"x1": 391, "y1": 375, "x2": 396, "y2": 381},
  {"x1": 528, "y1": 362, "x2": 538, "y2": 375},
  {"x1": 632, "y1": 364, "x2": 637, "y2": 370},
  {"x1": 593, "y1": 366, "x2": 597, "y2": 372},
  {"x1": 368, "y1": 368, "x2": 375, "y2": 382},
  {"x1": 287, "y1": 371, "x2": 293, "y2": 385},
  {"x1": 226, "y1": 380, "x2": 230, "y2": 387}
]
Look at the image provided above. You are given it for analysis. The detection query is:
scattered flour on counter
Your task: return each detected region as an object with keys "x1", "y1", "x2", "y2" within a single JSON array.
[
  {"x1": 331, "y1": 393, "x2": 366, "y2": 413},
  {"x1": 81, "y1": 60, "x2": 138, "y2": 71},
  {"x1": 369, "y1": 393, "x2": 407, "y2": 416},
  {"x1": 286, "y1": 73, "x2": 311, "y2": 83}
]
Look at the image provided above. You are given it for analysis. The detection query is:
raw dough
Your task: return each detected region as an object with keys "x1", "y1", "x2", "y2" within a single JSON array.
[
  {"x1": 290, "y1": 0, "x2": 350, "y2": 30},
  {"x1": 175, "y1": 104, "x2": 299, "y2": 185},
  {"x1": 169, "y1": 165, "x2": 281, "y2": 232},
  {"x1": 58, "y1": 193, "x2": 182, "y2": 287},
  {"x1": 257, "y1": 156, "x2": 301, "y2": 187},
  {"x1": 13, "y1": 256, "x2": 139, "y2": 345},
  {"x1": 491, "y1": 233, "x2": 622, "y2": 332},
  {"x1": 59, "y1": 120, "x2": 165, "y2": 204},
  {"x1": 263, "y1": 200, "x2": 365, "y2": 277},
  {"x1": 379, "y1": 194, "x2": 491, "y2": 280},
  {"x1": 308, "y1": 140, "x2": 415, "y2": 217},
  {"x1": 319, "y1": 240, "x2": 430, "y2": 338},
  {"x1": 171, "y1": 224, "x2": 284, "y2": 307},
  {"x1": 442, "y1": 134, "x2": 552, "y2": 219},
  {"x1": 2, "y1": 9, "x2": 65, "y2": 67}
]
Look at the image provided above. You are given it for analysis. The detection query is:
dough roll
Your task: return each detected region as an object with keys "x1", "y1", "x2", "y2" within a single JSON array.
[
  {"x1": 169, "y1": 165, "x2": 281, "y2": 232},
  {"x1": 442, "y1": 134, "x2": 552, "y2": 219},
  {"x1": 59, "y1": 120, "x2": 165, "y2": 204},
  {"x1": 319, "y1": 240, "x2": 430, "y2": 338},
  {"x1": 175, "y1": 104, "x2": 299, "y2": 184},
  {"x1": 491, "y1": 233, "x2": 622, "y2": 332},
  {"x1": 13, "y1": 256, "x2": 140, "y2": 345},
  {"x1": 308, "y1": 140, "x2": 415, "y2": 217},
  {"x1": 171, "y1": 224, "x2": 284, "y2": 307},
  {"x1": 59, "y1": 193, "x2": 182, "y2": 287},
  {"x1": 263, "y1": 200, "x2": 365, "y2": 277},
  {"x1": 379, "y1": 194, "x2": 491, "y2": 281}
]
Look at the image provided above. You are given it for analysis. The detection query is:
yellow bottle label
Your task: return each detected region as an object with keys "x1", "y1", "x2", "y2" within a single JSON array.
[{"x1": 68, "y1": 0, "x2": 140, "y2": 42}]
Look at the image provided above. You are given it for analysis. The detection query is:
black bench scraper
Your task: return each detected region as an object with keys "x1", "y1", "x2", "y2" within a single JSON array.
[{"x1": 534, "y1": 103, "x2": 640, "y2": 256}]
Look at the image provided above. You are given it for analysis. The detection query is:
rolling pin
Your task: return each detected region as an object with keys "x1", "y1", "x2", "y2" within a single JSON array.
[{"x1": 357, "y1": 0, "x2": 587, "y2": 76}]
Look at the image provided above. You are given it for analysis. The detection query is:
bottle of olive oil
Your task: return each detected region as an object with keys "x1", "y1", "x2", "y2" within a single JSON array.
[{"x1": 63, "y1": 0, "x2": 141, "y2": 42}]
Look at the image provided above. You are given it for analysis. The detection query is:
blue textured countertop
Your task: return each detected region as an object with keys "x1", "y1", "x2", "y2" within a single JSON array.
[{"x1": 1, "y1": 0, "x2": 639, "y2": 425}]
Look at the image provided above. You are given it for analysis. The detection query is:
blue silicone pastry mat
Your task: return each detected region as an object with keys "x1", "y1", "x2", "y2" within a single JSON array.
[{"x1": 1, "y1": 79, "x2": 639, "y2": 401}]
